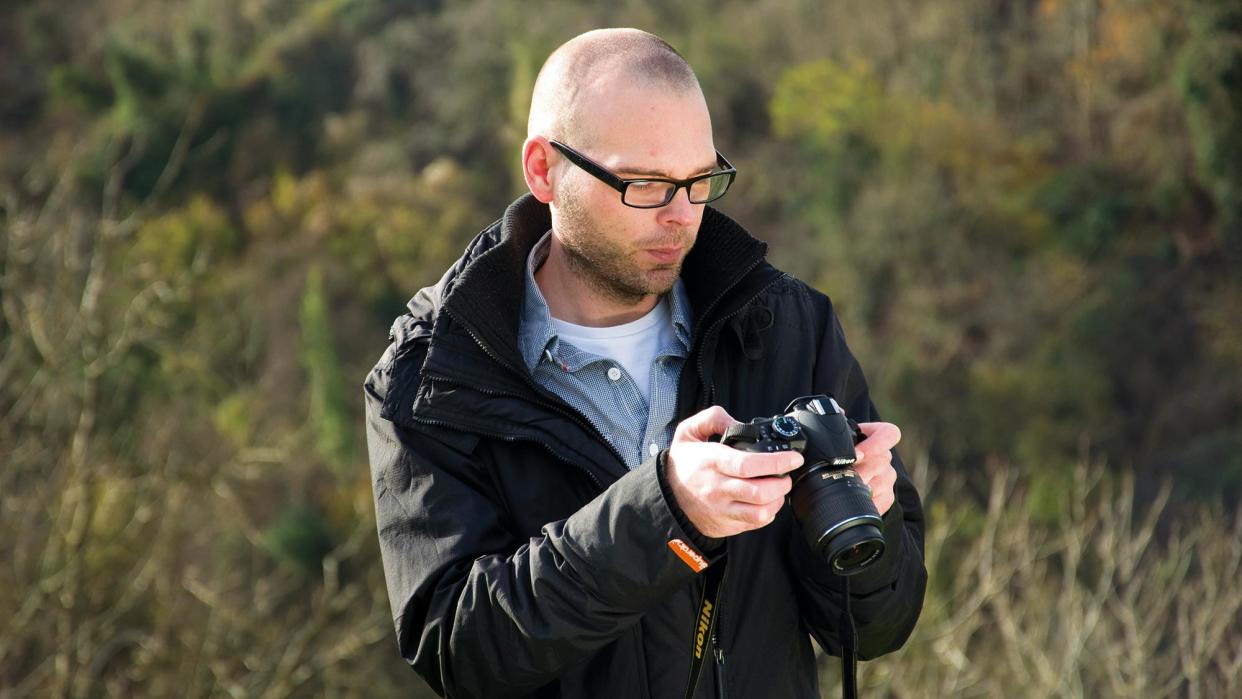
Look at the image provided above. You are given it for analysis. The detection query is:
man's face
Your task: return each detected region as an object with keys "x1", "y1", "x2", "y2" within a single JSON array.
[{"x1": 550, "y1": 80, "x2": 717, "y2": 305}]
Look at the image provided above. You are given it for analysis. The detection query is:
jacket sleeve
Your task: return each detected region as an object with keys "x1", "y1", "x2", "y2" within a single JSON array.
[
  {"x1": 788, "y1": 299, "x2": 928, "y2": 660},
  {"x1": 364, "y1": 350, "x2": 718, "y2": 699}
]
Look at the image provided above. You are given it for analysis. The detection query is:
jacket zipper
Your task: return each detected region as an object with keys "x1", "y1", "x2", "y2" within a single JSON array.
[
  {"x1": 683, "y1": 272, "x2": 783, "y2": 699},
  {"x1": 691, "y1": 270, "x2": 787, "y2": 410},
  {"x1": 712, "y1": 636, "x2": 726, "y2": 699}
]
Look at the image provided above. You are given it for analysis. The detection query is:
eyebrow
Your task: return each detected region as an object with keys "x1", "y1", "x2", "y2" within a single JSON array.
[{"x1": 614, "y1": 159, "x2": 720, "y2": 179}]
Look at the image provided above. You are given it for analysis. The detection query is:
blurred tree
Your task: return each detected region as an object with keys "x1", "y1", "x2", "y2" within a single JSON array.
[{"x1": 1176, "y1": 0, "x2": 1242, "y2": 248}]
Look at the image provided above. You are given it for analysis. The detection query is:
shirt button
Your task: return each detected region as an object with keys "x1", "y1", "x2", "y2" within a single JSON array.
[
  {"x1": 607, "y1": 367, "x2": 622, "y2": 381},
  {"x1": 648, "y1": 443, "x2": 660, "y2": 457}
]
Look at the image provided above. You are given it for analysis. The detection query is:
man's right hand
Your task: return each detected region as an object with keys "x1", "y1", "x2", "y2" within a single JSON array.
[{"x1": 665, "y1": 406, "x2": 804, "y2": 538}]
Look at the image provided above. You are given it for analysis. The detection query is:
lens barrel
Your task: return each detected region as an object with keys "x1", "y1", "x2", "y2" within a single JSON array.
[{"x1": 790, "y1": 466, "x2": 885, "y2": 575}]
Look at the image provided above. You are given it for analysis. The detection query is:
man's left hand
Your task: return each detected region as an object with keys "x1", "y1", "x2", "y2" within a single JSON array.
[{"x1": 853, "y1": 422, "x2": 902, "y2": 516}]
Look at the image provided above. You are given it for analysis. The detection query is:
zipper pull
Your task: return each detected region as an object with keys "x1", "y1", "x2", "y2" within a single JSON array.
[{"x1": 712, "y1": 633, "x2": 727, "y2": 698}]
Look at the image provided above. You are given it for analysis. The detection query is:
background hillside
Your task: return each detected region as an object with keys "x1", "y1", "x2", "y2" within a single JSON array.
[{"x1": 2, "y1": 1, "x2": 1239, "y2": 696}]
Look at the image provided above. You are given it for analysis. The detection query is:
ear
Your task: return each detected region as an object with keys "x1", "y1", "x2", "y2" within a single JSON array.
[{"x1": 522, "y1": 137, "x2": 556, "y2": 204}]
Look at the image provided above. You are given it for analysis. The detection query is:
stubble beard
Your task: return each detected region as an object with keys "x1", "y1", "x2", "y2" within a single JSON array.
[{"x1": 556, "y1": 193, "x2": 693, "y2": 307}]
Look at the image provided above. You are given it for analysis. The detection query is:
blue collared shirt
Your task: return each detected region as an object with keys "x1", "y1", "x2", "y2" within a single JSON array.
[{"x1": 518, "y1": 232, "x2": 693, "y2": 469}]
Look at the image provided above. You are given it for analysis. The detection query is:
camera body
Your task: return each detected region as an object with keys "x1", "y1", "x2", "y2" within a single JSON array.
[{"x1": 721, "y1": 395, "x2": 885, "y2": 576}]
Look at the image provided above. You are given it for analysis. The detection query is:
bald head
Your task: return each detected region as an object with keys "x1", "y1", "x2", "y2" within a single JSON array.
[{"x1": 527, "y1": 28, "x2": 702, "y2": 147}]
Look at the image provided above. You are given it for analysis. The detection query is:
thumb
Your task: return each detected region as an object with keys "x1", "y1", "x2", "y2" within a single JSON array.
[{"x1": 674, "y1": 405, "x2": 741, "y2": 443}]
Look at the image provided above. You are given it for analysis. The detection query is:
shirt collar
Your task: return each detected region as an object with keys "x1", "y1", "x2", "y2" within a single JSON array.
[
  {"x1": 518, "y1": 231, "x2": 559, "y2": 372},
  {"x1": 519, "y1": 230, "x2": 694, "y2": 373}
]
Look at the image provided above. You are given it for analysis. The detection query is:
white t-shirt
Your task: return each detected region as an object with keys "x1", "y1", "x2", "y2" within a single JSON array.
[{"x1": 551, "y1": 299, "x2": 676, "y2": 404}]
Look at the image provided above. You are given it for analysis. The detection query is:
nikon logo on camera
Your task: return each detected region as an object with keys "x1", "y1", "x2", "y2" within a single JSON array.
[{"x1": 694, "y1": 600, "x2": 714, "y2": 659}]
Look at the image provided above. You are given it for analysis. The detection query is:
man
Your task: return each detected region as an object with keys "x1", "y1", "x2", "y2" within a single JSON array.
[{"x1": 364, "y1": 28, "x2": 926, "y2": 699}]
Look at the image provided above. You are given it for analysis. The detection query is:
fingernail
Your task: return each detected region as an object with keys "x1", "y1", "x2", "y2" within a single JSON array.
[{"x1": 855, "y1": 449, "x2": 865, "y2": 462}]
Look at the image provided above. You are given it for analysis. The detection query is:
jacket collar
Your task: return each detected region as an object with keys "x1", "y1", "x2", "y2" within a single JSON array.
[{"x1": 435, "y1": 193, "x2": 769, "y2": 377}]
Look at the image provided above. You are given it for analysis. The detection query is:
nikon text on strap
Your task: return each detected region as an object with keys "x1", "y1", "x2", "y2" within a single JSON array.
[
  {"x1": 682, "y1": 560, "x2": 725, "y2": 699},
  {"x1": 681, "y1": 560, "x2": 859, "y2": 699}
]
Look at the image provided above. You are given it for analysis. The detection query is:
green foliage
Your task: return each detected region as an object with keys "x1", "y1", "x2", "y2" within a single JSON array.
[
  {"x1": 771, "y1": 59, "x2": 886, "y2": 150},
  {"x1": 263, "y1": 503, "x2": 336, "y2": 575},
  {"x1": 213, "y1": 390, "x2": 257, "y2": 447},
  {"x1": 1173, "y1": 429, "x2": 1242, "y2": 498},
  {"x1": 770, "y1": 59, "x2": 885, "y2": 226},
  {"x1": 129, "y1": 195, "x2": 240, "y2": 278},
  {"x1": 105, "y1": 40, "x2": 173, "y2": 112},
  {"x1": 302, "y1": 265, "x2": 354, "y2": 472},
  {"x1": 49, "y1": 65, "x2": 116, "y2": 112},
  {"x1": 1034, "y1": 163, "x2": 1145, "y2": 259},
  {"x1": 1176, "y1": 0, "x2": 1242, "y2": 242}
]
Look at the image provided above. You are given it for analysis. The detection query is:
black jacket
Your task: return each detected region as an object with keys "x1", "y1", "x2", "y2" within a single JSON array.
[{"x1": 364, "y1": 194, "x2": 926, "y2": 698}]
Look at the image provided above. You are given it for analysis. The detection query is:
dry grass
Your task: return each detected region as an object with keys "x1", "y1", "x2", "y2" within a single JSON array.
[{"x1": 828, "y1": 456, "x2": 1242, "y2": 698}]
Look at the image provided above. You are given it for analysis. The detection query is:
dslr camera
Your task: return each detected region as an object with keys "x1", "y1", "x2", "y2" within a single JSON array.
[{"x1": 721, "y1": 395, "x2": 885, "y2": 575}]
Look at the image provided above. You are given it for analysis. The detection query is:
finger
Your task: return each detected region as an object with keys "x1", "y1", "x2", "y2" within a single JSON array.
[
  {"x1": 854, "y1": 457, "x2": 896, "y2": 487},
  {"x1": 724, "y1": 500, "x2": 785, "y2": 529},
  {"x1": 720, "y1": 475, "x2": 793, "y2": 505},
  {"x1": 855, "y1": 421, "x2": 901, "y2": 461},
  {"x1": 852, "y1": 452, "x2": 893, "y2": 482},
  {"x1": 872, "y1": 488, "x2": 895, "y2": 516},
  {"x1": 877, "y1": 465, "x2": 898, "y2": 493},
  {"x1": 674, "y1": 405, "x2": 741, "y2": 443},
  {"x1": 716, "y1": 449, "x2": 803, "y2": 479},
  {"x1": 864, "y1": 467, "x2": 896, "y2": 497},
  {"x1": 859, "y1": 464, "x2": 897, "y2": 514}
]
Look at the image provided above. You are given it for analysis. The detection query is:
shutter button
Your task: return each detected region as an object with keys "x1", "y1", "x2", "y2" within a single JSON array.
[{"x1": 607, "y1": 367, "x2": 622, "y2": 381}]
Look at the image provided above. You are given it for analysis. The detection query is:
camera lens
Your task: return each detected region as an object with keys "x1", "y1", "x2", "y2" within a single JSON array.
[
  {"x1": 826, "y1": 524, "x2": 884, "y2": 575},
  {"x1": 790, "y1": 467, "x2": 885, "y2": 576}
]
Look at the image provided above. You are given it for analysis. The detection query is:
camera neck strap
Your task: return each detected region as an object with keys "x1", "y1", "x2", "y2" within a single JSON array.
[
  {"x1": 680, "y1": 560, "x2": 859, "y2": 699},
  {"x1": 682, "y1": 560, "x2": 725, "y2": 699},
  {"x1": 842, "y1": 575, "x2": 859, "y2": 699}
]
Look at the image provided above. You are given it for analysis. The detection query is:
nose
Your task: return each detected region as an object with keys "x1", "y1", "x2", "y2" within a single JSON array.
[{"x1": 657, "y1": 186, "x2": 699, "y2": 228}]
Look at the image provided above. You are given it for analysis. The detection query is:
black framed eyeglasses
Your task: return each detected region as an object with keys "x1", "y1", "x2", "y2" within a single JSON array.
[{"x1": 549, "y1": 140, "x2": 737, "y2": 209}]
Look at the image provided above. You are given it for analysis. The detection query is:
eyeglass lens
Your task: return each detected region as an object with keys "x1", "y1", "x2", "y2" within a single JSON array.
[{"x1": 622, "y1": 174, "x2": 732, "y2": 207}]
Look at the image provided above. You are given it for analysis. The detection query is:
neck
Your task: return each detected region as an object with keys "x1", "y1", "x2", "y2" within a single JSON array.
[{"x1": 535, "y1": 237, "x2": 661, "y2": 327}]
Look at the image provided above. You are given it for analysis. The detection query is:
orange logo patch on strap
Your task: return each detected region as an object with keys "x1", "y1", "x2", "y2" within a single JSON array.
[{"x1": 668, "y1": 538, "x2": 709, "y2": 573}]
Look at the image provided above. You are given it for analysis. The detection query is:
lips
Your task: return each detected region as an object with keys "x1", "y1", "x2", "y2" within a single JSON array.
[{"x1": 644, "y1": 247, "x2": 683, "y2": 264}]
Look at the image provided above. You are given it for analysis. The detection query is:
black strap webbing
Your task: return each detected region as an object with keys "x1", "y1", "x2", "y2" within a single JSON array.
[
  {"x1": 681, "y1": 561, "x2": 860, "y2": 699},
  {"x1": 682, "y1": 561, "x2": 726, "y2": 699},
  {"x1": 842, "y1": 575, "x2": 858, "y2": 699}
]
